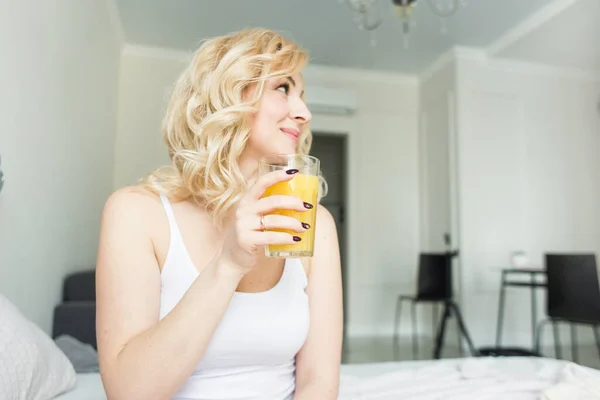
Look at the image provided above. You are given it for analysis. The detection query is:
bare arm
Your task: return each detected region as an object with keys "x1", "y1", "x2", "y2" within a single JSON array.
[
  {"x1": 96, "y1": 188, "x2": 243, "y2": 400},
  {"x1": 294, "y1": 205, "x2": 343, "y2": 400}
]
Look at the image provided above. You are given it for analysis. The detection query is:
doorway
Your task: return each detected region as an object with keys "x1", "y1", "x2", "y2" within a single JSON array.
[{"x1": 309, "y1": 132, "x2": 349, "y2": 334}]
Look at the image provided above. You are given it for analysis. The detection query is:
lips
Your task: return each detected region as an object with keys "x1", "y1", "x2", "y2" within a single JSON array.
[{"x1": 280, "y1": 128, "x2": 300, "y2": 141}]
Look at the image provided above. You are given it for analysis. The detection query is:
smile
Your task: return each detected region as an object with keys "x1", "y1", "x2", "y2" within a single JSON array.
[{"x1": 280, "y1": 128, "x2": 300, "y2": 142}]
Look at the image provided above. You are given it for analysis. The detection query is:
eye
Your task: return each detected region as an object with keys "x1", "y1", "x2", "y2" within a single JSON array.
[{"x1": 275, "y1": 82, "x2": 290, "y2": 95}]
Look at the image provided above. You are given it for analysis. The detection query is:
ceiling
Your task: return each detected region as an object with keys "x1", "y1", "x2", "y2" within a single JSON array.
[
  {"x1": 114, "y1": 0, "x2": 594, "y2": 74},
  {"x1": 493, "y1": 0, "x2": 599, "y2": 72}
]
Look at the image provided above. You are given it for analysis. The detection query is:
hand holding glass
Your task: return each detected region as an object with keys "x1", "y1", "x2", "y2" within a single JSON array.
[{"x1": 259, "y1": 154, "x2": 320, "y2": 258}]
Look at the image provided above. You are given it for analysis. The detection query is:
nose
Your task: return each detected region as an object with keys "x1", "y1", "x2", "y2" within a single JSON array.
[{"x1": 289, "y1": 96, "x2": 312, "y2": 125}]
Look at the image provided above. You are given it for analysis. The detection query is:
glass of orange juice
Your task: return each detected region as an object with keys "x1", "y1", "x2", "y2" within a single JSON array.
[{"x1": 259, "y1": 154, "x2": 320, "y2": 258}]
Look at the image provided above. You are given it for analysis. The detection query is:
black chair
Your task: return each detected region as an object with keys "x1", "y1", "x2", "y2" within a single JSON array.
[
  {"x1": 534, "y1": 254, "x2": 600, "y2": 363},
  {"x1": 393, "y1": 253, "x2": 477, "y2": 359},
  {"x1": 52, "y1": 270, "x2": 97, "y2": 349}
]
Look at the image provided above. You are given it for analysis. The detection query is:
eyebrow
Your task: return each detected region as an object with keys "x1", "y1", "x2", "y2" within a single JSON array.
[{"x1": 287, "y1": 76, "x2": 304, "y2": 97}]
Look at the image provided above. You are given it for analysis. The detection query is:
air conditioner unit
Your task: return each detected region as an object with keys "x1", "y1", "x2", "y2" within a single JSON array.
[{"x1": 305, "y1": 86, "x2": 357, "y2": 116}]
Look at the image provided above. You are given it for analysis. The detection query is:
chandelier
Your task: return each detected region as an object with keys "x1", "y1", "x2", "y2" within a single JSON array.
[{"x1": 341, "y1": 0, "x2": 467, "y2": 47}]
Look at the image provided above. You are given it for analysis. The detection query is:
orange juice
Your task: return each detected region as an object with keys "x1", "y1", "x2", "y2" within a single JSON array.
[{"x1": 263, "y1": 173, "x2": 319, "y2": 257}]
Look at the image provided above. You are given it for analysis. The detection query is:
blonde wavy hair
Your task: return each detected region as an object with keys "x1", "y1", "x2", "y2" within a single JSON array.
[{"x1": 140, "y1": 28, "x2": 326, "y2": 227}]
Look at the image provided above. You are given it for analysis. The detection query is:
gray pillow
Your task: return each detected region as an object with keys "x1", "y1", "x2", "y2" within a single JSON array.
[
  {"x1": 0, "y1": 294, "x2": 76, "y2": 400},
  {"x1": 54, "y1": 335, "x2": 99, "y2": 373}
]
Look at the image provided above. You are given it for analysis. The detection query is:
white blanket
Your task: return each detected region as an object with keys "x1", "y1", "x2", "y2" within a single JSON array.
[
  {"x1": 339, "y1": 357, "x2": 600, "y2": 400},
  {"x1": 540, "y1": 362, "x2": 600, "y2": 400}
]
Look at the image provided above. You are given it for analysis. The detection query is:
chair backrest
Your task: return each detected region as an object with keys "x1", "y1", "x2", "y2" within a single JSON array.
[
  {"x1": 63, "y1": 270, "x2": 96, "y2": 302},
  {"x1": 416, "y1": 253, "x2": 453, "y2": 300},
  {"x1": 545, "y1": 253, "x2": 600, "y2": 324}
]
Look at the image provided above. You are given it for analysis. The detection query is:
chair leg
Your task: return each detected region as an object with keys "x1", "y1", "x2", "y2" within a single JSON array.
[
  {"x1": 593, "y1": 325, "x2": 600, "y2": 361},
  {"x1": 432, "y1": 303, "x2": 438, "y2": 341},
  {"x1": 534, "y1": 319, "x2": 548, "y2": 355},
  {"x1": 449, "y1": 302, "x2": 478, "y2": 356},
  {"x1": 393, "y1": 296, "x2": 403, "y2": 343},
  {"x1": 570, "y1": 324, "x2": 578, "y2": 363},
  {"x1": 412, "y1": 301, "x2": 418, "y2": 360},
  {"x1": 553, "y1": 321, "x2": 562, "y2": 360},
  {"x1": 433, "y1": 302, "x2": 450, "y2": 359},
  {"x1": 456, "y1": 309, "x2": 463, "y2": 356},
  {"x1": 393, "y1": 296, "x2": 403, "y2": 360}
]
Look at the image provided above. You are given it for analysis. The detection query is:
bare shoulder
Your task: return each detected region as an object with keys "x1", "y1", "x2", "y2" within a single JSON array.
[
  {"x1": 96, "y1": 186, "x2": 165, "y2": 282},
  {"x1": 103, "y1": 186, "x2": 160, "y2": 213},
  {"x1": 98, "y1": 186, "x2": 169, "y2": 253},
  {"x1": 101, "y1": 186, "x2": 163, "y2": 227},
  {"x1": 316, "y1": 204, "x2": 337, "y2": 236}
]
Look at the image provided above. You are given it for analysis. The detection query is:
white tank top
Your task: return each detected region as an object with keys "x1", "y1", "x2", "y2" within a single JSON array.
[{"x1": 157, "y1": 195, "x2": 310, "y2": 400}]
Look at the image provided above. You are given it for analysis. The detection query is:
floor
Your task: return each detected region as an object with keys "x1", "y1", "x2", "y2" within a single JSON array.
[
  {"x1": 342, "y1": 335, "x2": 600, "y2": 370},
  {"x1": 342, "y1": 335, "x2": 463, "y2": 365}
]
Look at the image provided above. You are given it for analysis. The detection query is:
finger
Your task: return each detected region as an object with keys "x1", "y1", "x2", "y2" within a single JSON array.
[
  {"x1": 246, "y1": 169, "x2": 298, "y2": 201},
  {"x1": 262, "y1": 214, "x2": 309, "y2": 233},
  {"x1": 250, "y1": 231, "x2": 302, "y2": 247},
  {"x1": 253, "y1": 195, "x2": 312, "y2": 215}
]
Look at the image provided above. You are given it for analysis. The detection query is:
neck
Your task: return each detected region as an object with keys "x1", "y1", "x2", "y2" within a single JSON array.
[{"x1": 238, "y1": 154, "x2": 260, "y2": 184}]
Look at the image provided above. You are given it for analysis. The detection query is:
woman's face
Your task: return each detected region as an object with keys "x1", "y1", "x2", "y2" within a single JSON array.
[{"x1": 243, "y1": 73, "x2": 312, "y2": 162}]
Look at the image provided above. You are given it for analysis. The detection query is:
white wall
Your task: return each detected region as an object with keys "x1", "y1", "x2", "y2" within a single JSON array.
[
  {"x1": 0, "y1": 1, "x2": 121, "y2": 333},
  {"x1": 455, "y1": 54, "x2": 600, "y2": 348},
  {"x1": 304, "y1": 66, "x2": 420, "y2": 338},
  {"x1": 113, "y1": 50, "x2": 185, "y2": 188},
  {"x1": 113, "y1": 46, "x2": 421, "y2": 338}
]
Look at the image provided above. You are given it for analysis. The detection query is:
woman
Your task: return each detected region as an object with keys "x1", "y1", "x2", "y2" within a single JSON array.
[{"x1": 95, "y1": 28, "x2": 343, "y2": 400}]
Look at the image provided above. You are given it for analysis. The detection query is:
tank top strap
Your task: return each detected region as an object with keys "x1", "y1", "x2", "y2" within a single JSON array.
[{"x1": 159, "y1": 194, "x2": 186, "y2": 248}]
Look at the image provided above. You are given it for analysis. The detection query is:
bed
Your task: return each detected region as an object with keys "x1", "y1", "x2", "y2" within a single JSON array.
[
  {"x1": 51, "y1": 271, "x2": 600, "y2": 399},
  {"x1": 53, "y1": 356, "x2": 600, "y2": 399}
]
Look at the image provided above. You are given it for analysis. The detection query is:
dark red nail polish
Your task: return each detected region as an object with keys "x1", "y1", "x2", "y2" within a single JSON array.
[
  {"x1": 303, "y1": 202, "x2": 313, "y2": 209},
  {"x1": 293, "y1": 236, "x2": 302, "y2": 242},
  {"x1": 302, "y1": 222, "x2": 311, "y2": 230},
  {"x1": 286, "y1": 169, "x2": 299, "y2": 175}
]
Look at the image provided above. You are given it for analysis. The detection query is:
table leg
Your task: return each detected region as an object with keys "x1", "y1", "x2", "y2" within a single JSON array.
[{"x1": 495, "y1": 272, "x2": 507, "y2": 346}]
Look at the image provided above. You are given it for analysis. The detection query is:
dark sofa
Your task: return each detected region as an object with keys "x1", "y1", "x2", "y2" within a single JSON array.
[{"x1": 52, "y1": 270, "x2": 97, "y2": 349}]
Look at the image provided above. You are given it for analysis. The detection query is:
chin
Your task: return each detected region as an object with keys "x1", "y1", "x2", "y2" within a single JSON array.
[
  {"x1": 253, "y1": 135, "x2": 298, "y2": 158},
  {"x1": 279, "y1": 147, "x2": 298, "y2": 156},
  {"x1": 268, "y1": 143, "x2": 297, "y2": 156}
]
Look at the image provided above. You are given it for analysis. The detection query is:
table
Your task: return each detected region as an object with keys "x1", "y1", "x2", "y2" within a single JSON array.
[{"x1": 495, "y1": 268, "x2": 547, "y2": 348}]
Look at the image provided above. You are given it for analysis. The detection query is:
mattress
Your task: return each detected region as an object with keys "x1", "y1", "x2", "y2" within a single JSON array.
[{"x1": 52, "y1": 357, "x2": 600, "y2": 400}]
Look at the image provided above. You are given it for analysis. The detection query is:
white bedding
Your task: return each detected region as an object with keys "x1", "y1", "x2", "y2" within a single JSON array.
[
  {"x1": 52, "y1": 357, "x2": 600, "y2": 400},
  {"x1": 53, "y1": 373, "x2": 106, "y2": 400},
  {"x1": 339, "y1": 357, "x2": 600, "y2": 400}
]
